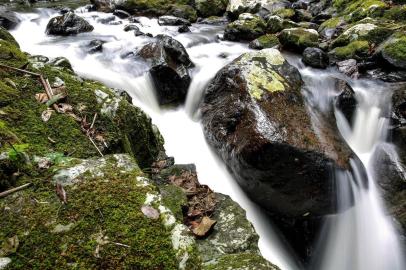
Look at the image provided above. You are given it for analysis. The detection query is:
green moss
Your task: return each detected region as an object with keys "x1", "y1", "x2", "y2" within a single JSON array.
[
  {"x1": 119, "y1": 0, "x2": 189, "y2": 15},
  {"x1": 203, "y1": 253, "x2": 280, "y2": 270},
  {"x1": 168, "y1": 4, "x2": 198, "y2": 22},
  {"x1": 278, "y1": 28, "x2": 319, "y2": 52},
  {"x1": 0, "y1": 40, "x2": 27, "y2": 67},
  {"x1": 274, "y1": 8, "x2": 295, "y2": 19},
  {"x1": 330, "y1": 40, "x2": 370, "y2": 60},
  {"x1": 0, "y1": 26, "x2": 19, "y2": 48},
  {"x1": 160, "y1": 184, "x2": 188, "y2": 221},
  {"x1": 384, "y1": 5, "x2": 406, "y2": 21},
  {"x1": 319, "y1": 17, "x2": 345, "y2": 31},
  {"x1": 0, "y1": 156, "x2": 180, "y2": 269},
  {"x1": 194, "y1": 0, "x2": 228, "y2": 18},
  {"x1": 382, "y1": 33, "x2": 406, "y2": 64},
  {"x1": 333, "y1": 0, "x2": 388, "y2": 21},
  {"x1": 224, "y1": 14, "x2": 267, "y2": 41}
]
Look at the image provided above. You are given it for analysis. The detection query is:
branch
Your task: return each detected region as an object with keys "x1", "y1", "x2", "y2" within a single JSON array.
[{"x1": 0, "y1": 183, "x2": 32, "y2": 199}]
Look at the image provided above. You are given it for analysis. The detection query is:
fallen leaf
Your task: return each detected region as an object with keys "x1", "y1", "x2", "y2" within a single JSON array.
[
  {"x1": 56, "y1": 183, "x2": 67, "y2": 204},
  {"x1": 0, "y1": 235, "x2": 19, "y2": 256},
  {"x1": 35, "y1": 92, "x2": 49, "y2": 103},
  {"x1": 41, "y1": 109, "x2": 53, "y2": 122},
  {"x1": 67, "y1": 112, "x2": 82, "y2": 122},
  {"x1": 37, "y1": 158, "x2": 51, "y2": 169},
  {"x1": 141, "y1": 205, "x2": 160, "y2": 220},
  {"x1": 192, "y1": 216, "x2": 216, "y2": 237}
]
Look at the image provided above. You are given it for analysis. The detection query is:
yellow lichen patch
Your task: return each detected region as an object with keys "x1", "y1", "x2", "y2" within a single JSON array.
[{"x1": 246, "y1": 64, "x2": 286, "y2": 100}]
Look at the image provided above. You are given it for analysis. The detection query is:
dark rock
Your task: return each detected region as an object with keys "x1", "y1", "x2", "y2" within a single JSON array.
[
  {"x1": 366, "y1": 69, "x2": 406, "y2": 83},
  {"x1": 60, "y1": 8, "x2": 73, "y2": 15},
  {"x1": 96, "y1": 15, "x2": 116, "y2": 24},
  {"x1": 224, "y1": 13, "x2": 266, "y2": 41},
  {"x1": 0, "y1": 11, "x2": 21, "y2": 30},
  {"x1": 293, "y1": 9, "x2": 312, "y2": 22},
  {"x1": 312, "y1": 13, "x2": 332, "y2": 24},
  {"x1": 87, "y1": 39, "x2": 106, "y2": 54},
  {"x1": 195, "y1": 0, "x2": 228, "y2": 18},
  {"x1": 90, "y1": 0, "x2": 116, "y2": 13},
  {"x1": 46, "y1": 12, "x2": 94, "y2": 36},
  {"x1": 376, "y1": 32, "x2": 406, "y2": 70},
  {"x1": 292, "y1": 1, "x2": 308, "y2": 10},
  {"x1": 158, "y1": 15, "x2": 191, "y2": 26},
  {"x1": 109, "y1": 21, "x2": 123, "y2": 25},
  {"x1": 113, "y1": 9, "x2": 131, "y2": 19},
  {"x1": 302, "y1": 47, "x2": 329, "y2": 69},
  {"x1": 138, "y1": 35, "x2": 194, "y2": 105},
  {"x1": 49, "y1": 57, "x2": 73, "y2": 71},
  {"x1": 178, "y1": 25, "x2": 191, "y2": 33},
  {"x1": 128, "y1": 16, "x2": 140, "y2": 23},
  {"x1": 201, "y1": 48, "x2": 355, "y2": 219},
  {"x1": 333, "y1": 78, "x2": 357, "y2": 124},
  {"x1": 124, "y1": 23, "x2": 140, "y2": 32}
]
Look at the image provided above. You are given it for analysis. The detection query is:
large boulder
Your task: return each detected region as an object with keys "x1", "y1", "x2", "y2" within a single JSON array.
[
  {"x1": 333, "y1": 78, "x2": 358, "y2": 124},
  {"x1": 249, "y1": 34, "x2": 280, "y2": 50},
  {"x1": 224, "y1": 13, "x2": 266, "y2": 41},
  {"x1": 278, "y1": 27, "x2": 319, "y2": 52},
  {"x1": 113, "y1": 0, "x2": 191, "y2": 16},
  {"x1": 158, "y1": 15, "x2": 191, "y2": 26},
  {"x1": 201, "y1": 49, "x2": 355, "y2": 218},
  {"x1": 138, "y1": 35, "x2": 194, "y2": 105},
  {"x1": 194, "y1": 0, "x2": 229, "y2": 18},
  {"x1": 167, "y1": 4, "x2": 198, "y2": 22},
  {"x1": 0, "y1": 11, "x2": 20, "y2": 30},
  {"x1": 376, "y1": 32, "x2": 406, "y2": 70},
  {"x1": 90, "y1": 0, "x2": 116, "y2": 12},
  {"x1": 46, "y1": 12, "x2": 94, "y2": 36}
]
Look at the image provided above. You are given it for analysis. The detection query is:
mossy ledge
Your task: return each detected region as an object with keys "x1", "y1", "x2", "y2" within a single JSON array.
[{"x1": 0, "y1": 27, "x2": 277, "y2": 270}]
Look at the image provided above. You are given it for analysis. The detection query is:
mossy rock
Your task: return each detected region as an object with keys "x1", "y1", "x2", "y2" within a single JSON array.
[
  {"x1": 273, "y1": 8, "x2": 295, "y2": 19},
  {"x1": 116, "y1": 0, "x2": 190, "y2": 16},
  {"x1": 224, "y1": 13, "x2": 266, "y2": 41},
  {"x1": 384, "y1": 5, "x2": 406, "y2": 22},
  {"x1": 0, "y1": 32, "x2": 164, "y2": 168},
  {"x1": 194, "y1": 0, "x2": 228, "y2": 18},
  {"x1": 167, "y1": 4, "x2": 198, "y2": 22},
  {"x1": 0, "y1": 154, "x2": 198, "y2": 269},
  {"x1": 278, "y1": 27, "x2": 319, "y2": 52},
  {"x1": 333, "y1": 0, "x2": 389, "y2": 21},
  {"x1": 266, "y1": 15, "x2": 299, "y2": 34},
  {"x1": 249, "y1": 34, "x2": 280, "y2": 50},
  {"x1": 329, "y1": 40, "x2": 370, "y2": 60},
  {"x1": 203, "y1": 253, "x2": 280, "y2": 270},
  {"x1": 0, "y1": 26, "x2": 19, "y2": 48},
  {"x1": 377, "y1": 32, "x2": 406, "y2": 69}
]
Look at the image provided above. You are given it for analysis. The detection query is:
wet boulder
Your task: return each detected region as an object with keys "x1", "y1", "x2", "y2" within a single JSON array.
[
  {"x1": 266, "y1": 15, "x2": 298, "y2": 34},
  {"x1": 224, "y1": 13, "x2": 266, "y2": 41},
  {"x1": 336, "y1": 59, "x2": 360, "y2": 79},
  {"x1": 227, "y1": 0, "x2": 289, "y2": 18},
  {"x1": 278, "y1": 27, "x2": 319, "y2": 53},
  {"x1": 249, "y1": 34, "x2": 280, "y2": 50},
  {"x1": 90, "y1": 0, "x2": 116, "y2": 12},
  {"x1": 333, "y1": 78, "x2": 358, "y2": 124},
  {"x1": 0, "y1": 11, "x2": 20, "y2": 30},
  {"x1": 113, "y1": 9, "x2": 131, "y2": 19},
  {"x1": 178, "y1": 25, "x2": 191, "y2": 33},
  {"x1": 302, "y1": 47, "x2": 329, "y2": 69},
  {"x1": 138, "y1": 35, "x2": 194, "y2": 105},
  {"x1": 194, "y1": 0, "x2": 228, "y2": 18},
  {"x1": 158, "y1": 15, "x2": 191, "y2": 26},
  {"x1": 201, "y1": 48, "x2": 355, "y2": 219},
  {"x1": 46, "y1": 12, "x2": 94, "y2": 36},
  {"x1": 86, "y1": 39, "x2": 106, "y2": 54}
]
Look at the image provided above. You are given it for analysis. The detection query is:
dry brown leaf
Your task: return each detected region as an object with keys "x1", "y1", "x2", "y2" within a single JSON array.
[
  {"x1": 41, "y1": 109, "x2": 53, "y2": 122},
  {"x1": 192, "y1": 216, "x2": 216, "y2": 237},
  {"x1": 0, "y1": 235, "x2": 19, "y2": 256},
  {"x1": 67, "y1": 112, "x2": 82, "y2": 122},
  {"x1": 35, "y1": 93, "x2": 49, "y2": 103}
]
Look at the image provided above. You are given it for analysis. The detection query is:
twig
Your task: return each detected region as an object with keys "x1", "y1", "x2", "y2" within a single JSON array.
[
  {"x1": 46, "y1": 78, "x2": 54, "y2": 95},
  {"x1": 0, "y1": 63, "x2": 40, "y2": 76},
  {"x1": 89, "y1": 136, "x2": 104, "y2": 157},
  {"x1": 0, "y1": 183, "x2": 32, "y2": 199},
  {"x1": 90, "y1": 113, "x2": 97, "y2": 130},
  {"x1": 111, "y1": 242, "x2": 131, "y2": 248}
]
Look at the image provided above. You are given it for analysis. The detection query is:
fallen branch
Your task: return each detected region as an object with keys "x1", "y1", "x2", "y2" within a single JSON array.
[
  {"x1": 89, "y1": 136, "x2": 104, "y2": 157},
  {"x1": 0, "y1": 183, "x2": 32, "y2": 199},
  {"x1": 111, "y1": 242, "x2": 131, "y2": 248}
]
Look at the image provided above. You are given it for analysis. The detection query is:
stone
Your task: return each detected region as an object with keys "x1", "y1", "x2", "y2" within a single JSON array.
[
  {"x1": 302, "y1": 47, "x2": 329, "y2": 69},
  {"x1": 0, "y1": 11, "x2": 20, "y2": 30},
  {"x1": 248, "y1": 34, "x2": 280, "y2": 49},
  {"x1": 46, "y1": 12, "x2": 94, "y2": 36},
  {"x1": 278, "y1": 27, "x2": 319, "y2": 52},
  {"x1": 224, "y1": 13, "x2": 266, "y2": 41},
  {"x1": 195, "y1": 0, "x2": 228, "y2": 18},
  {"x1": 138, "y1": 35, "x2": 194, "y2": 105},
  {"x1": 158, "y1": 15, "x2": 191, "y2": 26}
]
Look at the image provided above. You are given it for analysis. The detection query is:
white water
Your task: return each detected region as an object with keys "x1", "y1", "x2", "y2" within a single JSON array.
[
  {"x1": 10, "y1": 8, "x2": 299, "y2": 270},
  {"x1": 9, "y1": 7, "x2": 406, "y2": 270},
  {"x1": 295, "y1": 61, "x2": 406, "y2": 270}
]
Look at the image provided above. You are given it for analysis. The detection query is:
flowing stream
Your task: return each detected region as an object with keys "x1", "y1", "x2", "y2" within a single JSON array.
[{"x1": 8, "y1": 7, "x2": 406, "y2": 270}]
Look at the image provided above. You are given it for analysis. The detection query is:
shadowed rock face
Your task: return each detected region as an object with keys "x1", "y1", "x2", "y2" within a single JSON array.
[
  {"x1": 138, "y1": 34, "x2": 194, "y2": 105},
  {"x1": 201, "y1": 49, "x2": 355, "y2": 218}
]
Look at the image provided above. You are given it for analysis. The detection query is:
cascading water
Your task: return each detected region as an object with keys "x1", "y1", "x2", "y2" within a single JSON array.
[
  {"x1": 294, "y1": 60, "x2": 406, "y2": 270},
  {"x1": 8, "y1": 6, "x2": 406, "y2": 270}
]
